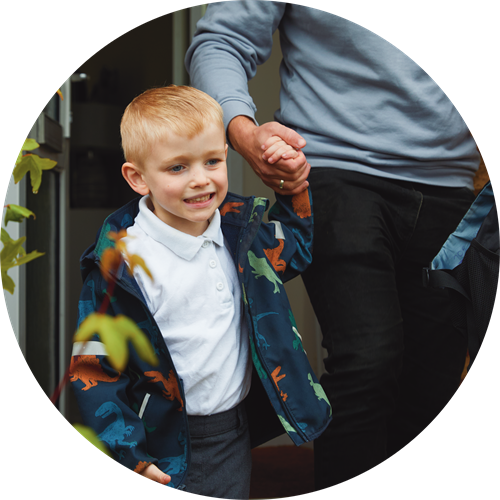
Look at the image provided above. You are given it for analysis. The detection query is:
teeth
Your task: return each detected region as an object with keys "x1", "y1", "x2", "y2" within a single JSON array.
[{"x1": 186, "y1": 194, "x2": 211, "y2": 203}]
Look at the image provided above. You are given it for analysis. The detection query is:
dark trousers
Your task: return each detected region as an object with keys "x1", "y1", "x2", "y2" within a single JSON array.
[
  {"x1": 301, "y1": 168, "x2": 475, "y2": 489},
  {"x1": 183, "y1": 402, "x2": 252, "y2": 499}
]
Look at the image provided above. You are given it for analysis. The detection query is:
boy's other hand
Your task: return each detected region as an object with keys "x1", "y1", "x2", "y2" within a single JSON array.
[
  {"x1": 228, "y1": 116, "x2": 310, "y2": 195},
  {"x1": 140, "y1": 463, "x2": 171, "y2": 485}
]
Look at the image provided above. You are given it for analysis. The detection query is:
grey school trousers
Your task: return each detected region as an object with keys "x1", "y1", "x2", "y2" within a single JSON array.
[{"x1": 183, "y1": 401, "x2": 252, "y2": 499}]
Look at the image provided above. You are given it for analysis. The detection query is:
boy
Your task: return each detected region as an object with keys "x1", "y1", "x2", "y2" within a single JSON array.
[{"x1": 70, "y1": 86, "x2": 331, "y2": 498}]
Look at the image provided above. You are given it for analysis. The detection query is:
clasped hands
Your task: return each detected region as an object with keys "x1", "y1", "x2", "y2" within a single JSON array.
[{"x1": 227, "y1": 116, "x2": 310, "y2": 195}]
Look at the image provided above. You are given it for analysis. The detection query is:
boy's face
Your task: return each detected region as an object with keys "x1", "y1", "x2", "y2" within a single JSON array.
[{"x1": 131, "y1": 123, "x2": 228, "y2": 236}]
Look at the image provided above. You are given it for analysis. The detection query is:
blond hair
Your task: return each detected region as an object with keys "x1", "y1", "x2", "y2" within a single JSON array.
[{"x1": 120, "y1": 85, "x2": 224, "y2": 166}]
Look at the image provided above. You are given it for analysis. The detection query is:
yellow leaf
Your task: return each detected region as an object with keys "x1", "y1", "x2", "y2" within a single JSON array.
[{"x1": 74, "y1": 313, "x2": 159, "y2": 372}]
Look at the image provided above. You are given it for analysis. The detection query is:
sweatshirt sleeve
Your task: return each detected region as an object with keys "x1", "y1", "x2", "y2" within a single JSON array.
[
  {"x1": 261, "y1": 187, "x2": 314, "y2": 283},
  {"x1": 70, "y1": 269, "x2": 156, "y2": 475},
  {"x1": 185, "y1": 1, "x2": 286, "y2": 133}
]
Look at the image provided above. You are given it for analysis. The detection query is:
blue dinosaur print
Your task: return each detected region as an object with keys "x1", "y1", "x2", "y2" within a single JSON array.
[
  {"x1": 158, "y1": 454, "x2": 187, "y2": 476},
  {"x1": 95, "y1": 402, "x2": 137, "y2": 458},
  {"x1": 158, "y1": 430, "x2": 188, "y2": 478},
  {"x1": 77, "y1": 300, "x2": 94, "y2": 328},
  {"x1": 249, "y1": 298, "x2": 276, "y2": 349},
  {"x1": 254, "y1": 312, "x2": 277, "y2": 349}
]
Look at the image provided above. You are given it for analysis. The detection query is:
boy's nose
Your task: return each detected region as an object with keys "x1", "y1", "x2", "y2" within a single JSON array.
[{"x1": 190, "y1": 166, "x2": 209, "y2": 186}]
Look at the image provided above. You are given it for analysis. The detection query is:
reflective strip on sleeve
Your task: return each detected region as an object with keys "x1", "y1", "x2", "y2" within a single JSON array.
[
  {"x1": 72, "y1": 341, "x2": 108, "y2": 357},
  {"x1": 270, "y1": 221, "x2": 285, "y2": 240}
]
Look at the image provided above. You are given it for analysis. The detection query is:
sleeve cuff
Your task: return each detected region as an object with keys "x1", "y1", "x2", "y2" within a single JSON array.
[{"x1": 222, "y1": 99, "x2": 258, "y2": 148}]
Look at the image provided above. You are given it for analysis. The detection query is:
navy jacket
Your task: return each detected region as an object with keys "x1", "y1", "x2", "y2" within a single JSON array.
[{"x1": 70, "y1": 189, "x2": 331, "y2": 488}]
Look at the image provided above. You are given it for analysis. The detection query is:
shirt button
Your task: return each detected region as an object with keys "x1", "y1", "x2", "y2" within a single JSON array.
[
  {"x1": 209, "y1": 260, "x2": 217, "y2": 268},
  {"x1": 216, "y1": 282, "x2": 224, "y2": 291},
  {"x1": 202, "y1": 241, "x2": 210, "y2": 248}
]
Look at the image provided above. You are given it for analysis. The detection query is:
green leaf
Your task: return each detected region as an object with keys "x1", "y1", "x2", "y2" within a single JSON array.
[
  {"x1": 4, "y1": 204, "x2": 36, "y2": 225},
  {"x1": 17, "y1": 139, "x2": 39, "y2": 165},
  {"x1": 2, "y1": 269, "x2": 15, "y2": 294},
  {"x1": 14, "y1": 250, "x2": 45, "y2": 267},
  {"x1": 22, "y1": 138, "x2": 39, "y2": 152},
  {"x1": 73, "y1": 424, "x2": 112, "y2": 457},
  {"x1": 1, "y1": 233, "x2": 27, "y2": 266},
  {"x1": 74, "y1": 313, "x2": 159, "y2": 372},
  {"x1": 1, "y1": 228, "x2": 14, "y2": 245},
  {"x1": 1, "y1": 229, "x2": 44, "y2": 293},
  {"x1": 13, "y1": 154, "x2": 57, "y2": 193}
]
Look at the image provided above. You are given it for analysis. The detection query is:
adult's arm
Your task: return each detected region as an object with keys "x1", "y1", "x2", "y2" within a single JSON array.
[{"x1": 185, "y1": 1, "x2": 309, "y2": 195}]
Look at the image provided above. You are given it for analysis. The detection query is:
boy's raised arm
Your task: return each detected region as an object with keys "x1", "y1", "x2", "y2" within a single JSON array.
[{"x1": 260, "y1": 187, "x2": 314, "y2": 284}]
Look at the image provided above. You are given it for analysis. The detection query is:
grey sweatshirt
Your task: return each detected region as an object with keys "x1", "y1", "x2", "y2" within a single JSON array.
[{"x1": 186, "y1": 1, "x2": 479, "y2": 189}]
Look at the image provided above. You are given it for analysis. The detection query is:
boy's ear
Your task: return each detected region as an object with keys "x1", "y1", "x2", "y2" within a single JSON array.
[
  {"x1": 121, "y1": 162, "x2": 150, "y2": 196},
  {"x1": 225, "y1": 144, "x2": 228, "y2": 159}
]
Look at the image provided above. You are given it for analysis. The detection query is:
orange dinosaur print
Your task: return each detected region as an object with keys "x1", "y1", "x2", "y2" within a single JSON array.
[
  {"x1": 70, "y1": 355, "x2": 120, "y2": 391},
  {"x1": 271, "y1": 366, "x2": 288, "y2": 402},
  {"x1": 291, "y1": 190, "x2": 311, "y2": 219},
  {"x1": 263, "y1": 239, "x2": 286, "y2": 273},
  {"x1": 134, "y1": 461, "x2": 151, "y2": 474},
  {"x1": 145, "y1": 370, "x2": 184, "y2": 411},
  {"x1": 238, "y1": 263, "x2": 244, "y2": 273},
  {"x1": 220, "y1": 202, "x2": 244, "y2": 216}
]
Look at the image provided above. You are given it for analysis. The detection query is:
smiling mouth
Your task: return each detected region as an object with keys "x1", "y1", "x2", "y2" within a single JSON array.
[{"x1": 184, "y1": 193, "x2": 214, "y2": 204}]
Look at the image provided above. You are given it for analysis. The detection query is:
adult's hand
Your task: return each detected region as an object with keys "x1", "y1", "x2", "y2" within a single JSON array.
[{"x1": 227, "y1": 116, "x2": 310, "y2": 195}]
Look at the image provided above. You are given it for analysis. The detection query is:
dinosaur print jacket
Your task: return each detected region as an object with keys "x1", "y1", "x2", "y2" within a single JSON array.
[{"x1": 70, "y1": 189, "x2": 332, "y2": 489}]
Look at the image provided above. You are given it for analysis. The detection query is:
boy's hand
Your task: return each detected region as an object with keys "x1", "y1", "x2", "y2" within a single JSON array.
[
  {"x1": 261, "y1": 136, "x2": 301, "y2": 164},
  {"x1": 140, "y1": 463, "x2": 171, "y2": 485}
]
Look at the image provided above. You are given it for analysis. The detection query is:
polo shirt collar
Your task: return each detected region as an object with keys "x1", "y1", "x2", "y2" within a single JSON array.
[{"x1": 134, "y1": 195, "x2": 224, "y2": 261}]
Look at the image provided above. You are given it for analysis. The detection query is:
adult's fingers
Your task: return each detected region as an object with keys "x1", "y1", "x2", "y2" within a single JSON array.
[{"x1": 267, "y1": 162, "x2": 311, "y2": 195}]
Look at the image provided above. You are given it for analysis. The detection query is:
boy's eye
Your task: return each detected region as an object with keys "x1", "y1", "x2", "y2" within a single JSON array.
[
  {"x1": 206, "y1": 159, "x2": 219, "y2": 166},
  {"x1": 170, "y1": 165, "x2": 184, "y2": 172}
]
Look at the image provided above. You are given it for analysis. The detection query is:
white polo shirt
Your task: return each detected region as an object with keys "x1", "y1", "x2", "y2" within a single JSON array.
[{"x1": 123, "y1": 196, "x2": 251, "y2": 415}]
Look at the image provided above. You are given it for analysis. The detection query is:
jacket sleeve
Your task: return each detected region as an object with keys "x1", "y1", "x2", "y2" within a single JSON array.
[
  {"x1": 185, "y1": 1, "x2": 286, "y2": 135},
  {"x1": 70, "y1": 268, "x2": 155, "y2": 475},
  {"x1": 262, "y1": 187, "x2": 314, "y2": 283}
]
